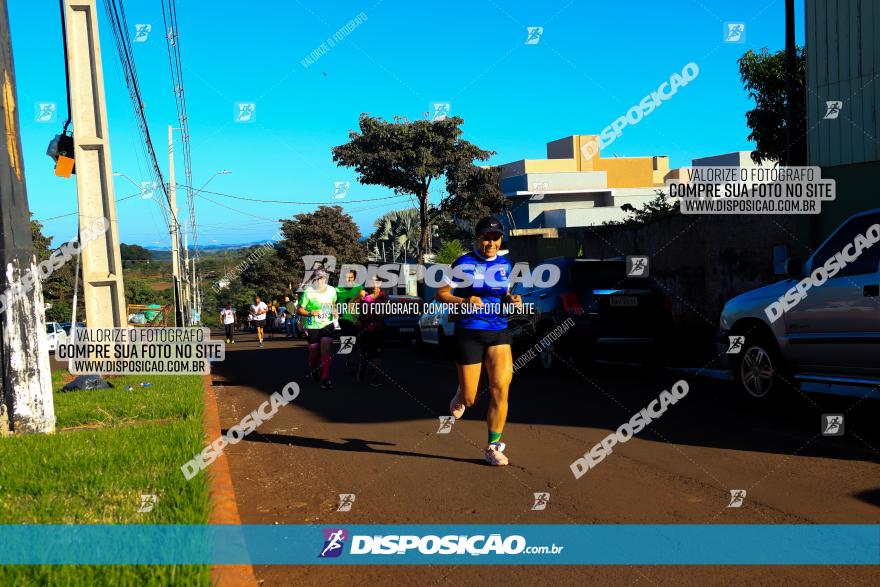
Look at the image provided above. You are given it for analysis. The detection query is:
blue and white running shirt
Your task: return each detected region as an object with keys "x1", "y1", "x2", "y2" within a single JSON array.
[{"x1": 448, "y1": 250, "x2": 512, "y2": 331}]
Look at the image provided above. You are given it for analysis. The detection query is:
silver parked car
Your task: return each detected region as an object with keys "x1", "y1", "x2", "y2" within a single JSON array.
[
  {"x1": 418, "y1": 304, "x2": 455, "y2": 350},
  {"x1": 718, "y1": 209, "x2": 880, "y2": 400}
]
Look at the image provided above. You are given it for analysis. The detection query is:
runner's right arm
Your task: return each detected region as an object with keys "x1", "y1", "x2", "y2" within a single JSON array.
[
  {"x1": 435, "y1": 284, "x2": 483, "y2": 307},
  {"x1": 297, "y1": 292, "x2": 320, "y2": 316},
  {"x1": 436, "y1": 255, "x2": 483, "y2": 307}
]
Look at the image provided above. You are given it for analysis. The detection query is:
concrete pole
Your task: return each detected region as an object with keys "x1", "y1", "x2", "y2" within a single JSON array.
[
  {"x1": 168, "y1": 125, "x2": 183, "y2": 326},
  {"x1": 70, "y1": 234, "x2": 80, "y2": 326},
  {"x1": 0, "y1": 0, "x2": 55, "y2": 434},
  {"x1": 182, "y1": 225, "x2": 191, "y2": 325},
  {"x1": 64, "y1": 0, "x2": 126, "y2": 328},
  {"x1": 193, "y1": 272, "x2": 199, "y2": 324}
]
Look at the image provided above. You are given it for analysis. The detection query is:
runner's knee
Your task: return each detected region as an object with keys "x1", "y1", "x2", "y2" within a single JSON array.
[
  {"x1": 488, "y1": 379, "x2": 510, "y2": 403},
  {"x1": 461, "y1": 385, "x2": 479, "y2": 407}
]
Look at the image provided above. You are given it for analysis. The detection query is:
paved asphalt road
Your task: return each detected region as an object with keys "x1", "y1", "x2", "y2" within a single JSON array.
[{"x1": 210, "y1": 329, "x2": 879, "y2": 586}]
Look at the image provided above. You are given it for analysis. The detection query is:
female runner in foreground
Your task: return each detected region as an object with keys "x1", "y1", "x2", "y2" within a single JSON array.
[
  {"x1": 298, "y1": 269, "x2": 339, "y2": 389},
  {"x1": 435, "y1": 217, "x2": 521, "y2": 466}
]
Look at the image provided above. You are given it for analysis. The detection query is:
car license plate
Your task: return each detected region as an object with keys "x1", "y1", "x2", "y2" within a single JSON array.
[
  {"x1": 610, "y1": 296, "x2": 638, "y2": 307},
  {"x1": 399, "y1": 327, "x2": 414, "y2": 333}
]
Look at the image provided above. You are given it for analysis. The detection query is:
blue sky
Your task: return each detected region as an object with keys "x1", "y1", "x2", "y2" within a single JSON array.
[{"x1": 11, "y1": 0, "x2": 804, "y2": 247}]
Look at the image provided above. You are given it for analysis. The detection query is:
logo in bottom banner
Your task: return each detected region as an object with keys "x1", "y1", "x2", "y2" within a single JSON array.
[{"x1": 319, "y1": 528, "x2": 348, "y2": 558}]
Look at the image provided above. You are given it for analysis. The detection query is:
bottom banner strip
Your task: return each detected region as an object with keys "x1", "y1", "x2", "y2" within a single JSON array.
[{"x1": 0, "y1": 524, "x2": 876, "y2": 565}]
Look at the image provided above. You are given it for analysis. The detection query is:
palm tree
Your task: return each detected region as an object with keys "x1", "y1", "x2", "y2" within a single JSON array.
[{"x1": 368, "y1": 209, "x2": 420, "y2": 262}]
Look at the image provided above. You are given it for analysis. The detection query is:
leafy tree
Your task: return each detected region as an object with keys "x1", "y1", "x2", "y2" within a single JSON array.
[
  {"x1": 45, "y1": 300, "x2": 72, "y2": 324},
  {"x1": 738, "y1": 47, "x2": 806, "y2": 165},
  {"x1": 30, "y1": 218, "x2": 83, "y2": 322},
  {"x1": 434, "y1": 239, "x2": 465, "y2": 264},
  {"x1": 30, "y1": 218, "x2": 53, "y2": 256},
  {"x1": 605, "y1": 190, "x2": 680, "y2": 226},
  {"x1": 278, "y1": 206, "x2": 366, "y2": 283},
  {"x1": 332, "y1": 114, "x2": 498, "y2": 263},
  {"x1": 124, "y1": 278, "x2": 157, "y2": 305},
  {"x1": 441, "y1": 164, "x2": 506, "y2": 236},
  {"x1": 238, "y1": 246, "x2": 295, "y2": 299}
]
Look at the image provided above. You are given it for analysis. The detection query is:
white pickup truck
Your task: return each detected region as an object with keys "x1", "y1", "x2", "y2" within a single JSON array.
[{"x1": 45, "y1": 321, "x2": 68, "y2": 353}]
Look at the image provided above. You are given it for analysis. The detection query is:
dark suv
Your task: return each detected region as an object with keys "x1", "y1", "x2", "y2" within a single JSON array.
[
  {"x1": 507, "y1": 257, "x2": 673, "y2": 369},
  {"x1": 383, "y1": 295, "x2": 424, "y2": 342}
]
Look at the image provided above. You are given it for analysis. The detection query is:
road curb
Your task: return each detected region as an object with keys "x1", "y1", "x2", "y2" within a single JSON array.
[{"x1": 202, "y1": 372, "x2": 260, "y2": 587}]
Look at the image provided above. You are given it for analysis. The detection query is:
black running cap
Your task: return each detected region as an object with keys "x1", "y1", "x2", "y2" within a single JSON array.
[{"x1": 475, "y1": 216, "x2": 504, "y2": 237}]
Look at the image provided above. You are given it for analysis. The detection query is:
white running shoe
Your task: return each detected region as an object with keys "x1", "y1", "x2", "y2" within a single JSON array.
[
  {"x1": 449, "y1": 386, "x2": 465, "y2": 419},
  {"x1": 484, "y1": 442, "x2": 509, "y2": 466}
]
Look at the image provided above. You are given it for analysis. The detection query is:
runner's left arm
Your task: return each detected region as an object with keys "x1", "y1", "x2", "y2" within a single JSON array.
[{"x1": 500, "y1": 261, "x2": 522, "y2": 306}]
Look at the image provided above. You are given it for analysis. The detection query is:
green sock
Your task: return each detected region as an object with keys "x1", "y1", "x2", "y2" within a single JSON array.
[{"x1": 488, "y1": 431, "x2": 502, "y2": 445}]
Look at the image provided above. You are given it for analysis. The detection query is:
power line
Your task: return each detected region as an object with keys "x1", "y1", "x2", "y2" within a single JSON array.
[
  {"x1": 195, "y1": 192, "x2": 281, "y2": 222},
  {"x1": 56, "y1": 0, "x2": 72, "y2": 134},
  {"x1": 36, "y1": 191, "x2": 143, "y2": 222},
  {"x1": 161, "y1": 0, "x2": 197, "y2": 300},
  {"x1": 101, "y1": 0, "x2": 178, "y2": 231},
  {"x1": 180, "y1": 184, "x2": 411, "y2": 205}
]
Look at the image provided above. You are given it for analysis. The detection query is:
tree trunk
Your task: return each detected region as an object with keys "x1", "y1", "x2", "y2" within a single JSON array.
[{"x1": 417, "y1": 191, "x2": 430, "y2": 265}]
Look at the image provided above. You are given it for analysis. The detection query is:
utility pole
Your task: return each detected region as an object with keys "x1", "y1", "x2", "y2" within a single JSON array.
[
  {"x1": 0, "y1": 0, "x2": 55, "y2": 434},
  {"x1": 168, "y1": 125, "x2": 183, "y2": 326},
  {"x1": 182, "y1": 225, "x2": 191, "y2": 324},
  {"x1": 64, "y1": 0, "x2": 126, "y2": 328},
  {"x1": 784, "y1": 0, "x2": 796, "y2": 166}
]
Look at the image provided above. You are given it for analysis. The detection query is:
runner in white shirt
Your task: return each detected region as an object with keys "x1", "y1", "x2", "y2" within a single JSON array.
[
  {"x1": 220, "y1": 302, "x2": 236, "y2": 344},
  {"x1": 250, "y1": 295, "x2": 268, "y2": 348}
]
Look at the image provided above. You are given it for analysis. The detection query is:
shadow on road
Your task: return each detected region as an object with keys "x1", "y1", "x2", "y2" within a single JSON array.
[
  {"x1": 853, "y1": 488, "x2": 880, "y2": 507},
  {"x1": 212, "y1": 330, "x2": 880, "y2": 466},
  {"x1": 228, "y1": 430, "x2": 485, "y2": 465}
]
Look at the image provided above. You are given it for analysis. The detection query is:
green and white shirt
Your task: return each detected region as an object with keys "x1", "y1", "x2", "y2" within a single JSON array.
[{"x1": 299, "y1": 286, "x2": 337, "y2": 330}]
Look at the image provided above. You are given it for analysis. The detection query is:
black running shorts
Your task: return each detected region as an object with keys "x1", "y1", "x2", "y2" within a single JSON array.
[
  {"x1": 359, "y1": 329, "x2": 385, "y2": 359},
  {"x1": 454, "y1": 328, "x2": 512, "y2": 365},
  {"x1": 338, "y1": 318, "x2": 358, "y2": 337},
  {"x1": 306, "y1": 324, "x2": 336, "y2": 344}
]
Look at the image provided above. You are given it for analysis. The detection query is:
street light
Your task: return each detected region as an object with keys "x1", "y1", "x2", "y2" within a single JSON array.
[
  {"x1": 187, "y1": 169, "x2": 233, "y2": 325},
  {"x1": 191, "y1": 169, "x2": 232, "y2": 196},
  {"x1": 113, "y1": 172, "x2": 159, "y2": 200},
  {"x1": 113, "y1": 171, "x2": 145, "y2": 196}
]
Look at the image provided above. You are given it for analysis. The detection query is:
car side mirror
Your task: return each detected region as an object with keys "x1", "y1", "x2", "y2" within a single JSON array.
[
  {"x1": 785, "y1": 256, "x2": 804, "y2": 279},
  {"x1": 772, "y1": 244, "x2": 790, "y2": 275}
]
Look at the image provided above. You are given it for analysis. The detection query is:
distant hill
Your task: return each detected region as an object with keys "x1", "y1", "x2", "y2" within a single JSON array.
[
  {"x1": 144, "y1": 241, "x2": 271, "y2": 254},
  {"x1": 120, "y1": 243, "x2": 153, "y2": 261}
]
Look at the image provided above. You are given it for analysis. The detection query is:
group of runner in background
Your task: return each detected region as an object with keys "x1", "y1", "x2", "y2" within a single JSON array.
[
  {"x1": 296, "y1": 268, "x2": 387, "y2": 390},
  {"x1": 219, "y1": 216, "x2": 521, "y2": 466},
  {"x1": 222, "y1": 268, "x2": 387, "y2": 388}
]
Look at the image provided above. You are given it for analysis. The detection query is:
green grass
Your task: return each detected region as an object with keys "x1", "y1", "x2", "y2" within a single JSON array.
[
  {"x1": 0, "y1": 373, "x2": 211, "y2": 586},
  {"x1": 54, "y1": 375, "x2": 203, "y2": 430}
]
